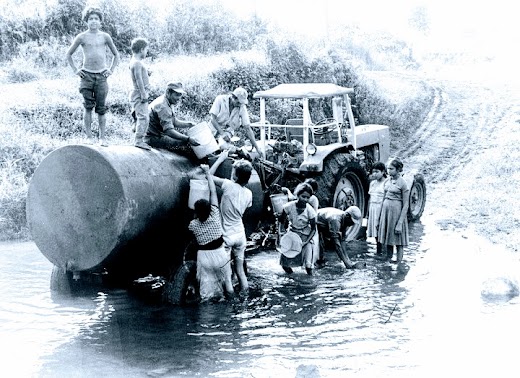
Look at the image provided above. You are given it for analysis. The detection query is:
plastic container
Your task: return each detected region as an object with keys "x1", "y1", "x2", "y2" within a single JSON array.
[
  {"x1": 187, "y1": 122, "x2": 219, "y2": 159},
  {"x1": 188, "y1": 179, "x2": 210, "y2": 210},
  {"x1": 270, "y1": 193, "x2": 288, "y2": 215}
]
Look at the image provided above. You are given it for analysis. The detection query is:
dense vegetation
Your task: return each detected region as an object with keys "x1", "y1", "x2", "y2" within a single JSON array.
[{"x1": 0, "y1": 0, "x2": 433, "y2": 240}]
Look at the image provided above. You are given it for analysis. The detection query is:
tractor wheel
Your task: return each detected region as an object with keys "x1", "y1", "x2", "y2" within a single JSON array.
[
  {"x1": 315, "y1": 152, "x2": 369, "y2": 240},
  {"x1": 408, "y1": 174, "x2": 426, "y2": 222},
  {"x1": 163, "y1": 261, "x2": 199, "y2": 305}
]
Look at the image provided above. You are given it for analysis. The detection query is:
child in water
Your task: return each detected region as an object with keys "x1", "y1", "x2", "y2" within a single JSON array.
[
  {"x1": 367, "y1": 162, "x2": 386, "y2": 256},
  {"x1": 376, "y1": 157, "x2": 409, "y2": 264},
  {"x1": 188, "y1": 165, "x2": 234, "y2": 301}
]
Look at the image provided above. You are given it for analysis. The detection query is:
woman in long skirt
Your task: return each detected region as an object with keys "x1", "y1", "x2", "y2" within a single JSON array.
[
  {"x1": 376, "y1": 157, "x2": 409, "y2": 263},
  {"x1": 188, "y1": 165, "x2": 234, "y2": 301}
]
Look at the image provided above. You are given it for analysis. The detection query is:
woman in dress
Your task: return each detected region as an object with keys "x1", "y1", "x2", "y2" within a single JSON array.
[
  {"x1": 376, "y1": 157, "x2": 409, "y2": 264},
  {"x1": 278, "y1": 182, "x2": 317, "y2": 275}
]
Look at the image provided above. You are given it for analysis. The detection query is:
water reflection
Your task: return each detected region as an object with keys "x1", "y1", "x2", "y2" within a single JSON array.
[{"x1": 1, "y1": 216, "x2": 520, "y2": 377}]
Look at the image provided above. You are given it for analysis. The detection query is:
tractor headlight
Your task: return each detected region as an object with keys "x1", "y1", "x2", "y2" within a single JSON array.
[{"x1": 306, "y1": 143, "x2": 317, "y2": 156}]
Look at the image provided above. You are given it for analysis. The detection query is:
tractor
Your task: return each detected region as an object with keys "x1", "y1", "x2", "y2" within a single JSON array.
[{"x1": 26, "y1": 83, "x2": 426, "y2": 304}]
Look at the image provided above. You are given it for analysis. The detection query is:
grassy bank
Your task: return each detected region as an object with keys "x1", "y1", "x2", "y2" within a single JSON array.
[{"x1": 0, "y1": 45, "x2": 433, "y2": 241}]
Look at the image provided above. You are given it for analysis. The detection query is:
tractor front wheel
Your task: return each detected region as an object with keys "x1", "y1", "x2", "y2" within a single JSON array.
[{"x1": 316, "y1": 152, "x2": 369, "y2": 240}]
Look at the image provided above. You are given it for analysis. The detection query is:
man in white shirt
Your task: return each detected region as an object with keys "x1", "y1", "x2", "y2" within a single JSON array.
[{"x1": 209, "y1": 87, "x2": 262, "y2": 155}]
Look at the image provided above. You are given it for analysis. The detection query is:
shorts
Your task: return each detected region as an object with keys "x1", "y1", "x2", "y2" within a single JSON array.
[
  {"x1": 223, "y1": 232, "x2": 247, "y2": 261},
  {"x1": 79, "y1": 71, "x2": 109, "y2": 115}
]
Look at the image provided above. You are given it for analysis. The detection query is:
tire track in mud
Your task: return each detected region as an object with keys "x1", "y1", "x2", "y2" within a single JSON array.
[
  {"x1": 393, "y1": 78, "x2": 504, "y2": 186},
  {"x1": 396, "y1": 85, "x2": 445, "y2": 161}
]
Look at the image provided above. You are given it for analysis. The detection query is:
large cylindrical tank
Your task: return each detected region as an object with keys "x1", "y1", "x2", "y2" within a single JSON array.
[{"x1": 26, "y1": 145, "x2": 263, "y2": 278}]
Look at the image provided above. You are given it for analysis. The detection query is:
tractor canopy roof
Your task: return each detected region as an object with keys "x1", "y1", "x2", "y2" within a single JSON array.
[{"x1": 253, "y1": 83, "x2": 354, "y2": 99}]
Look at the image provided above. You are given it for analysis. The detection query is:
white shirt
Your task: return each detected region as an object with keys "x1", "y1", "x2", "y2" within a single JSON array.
[{"x1": 220, "y1": 179, "x2": 252, "y2": 237}]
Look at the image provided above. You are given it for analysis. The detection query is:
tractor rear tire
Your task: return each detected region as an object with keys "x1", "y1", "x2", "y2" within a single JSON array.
[
  {"x1": 164, "y1": 261, "x2": 199, "y2": 305},
  {"x1": 315, "y1": 152, "x2": 369, "y2": 240},
  {"x1": 408, "y1": 173, "x2": 426, "y2": 222}
]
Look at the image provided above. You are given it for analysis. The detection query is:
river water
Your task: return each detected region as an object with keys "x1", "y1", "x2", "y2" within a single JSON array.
[{"x1": 1, "y1": 212, "x2": 520, "y2": 378}]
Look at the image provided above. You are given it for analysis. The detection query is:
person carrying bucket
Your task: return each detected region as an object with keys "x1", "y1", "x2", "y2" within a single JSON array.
[
  {"x1": 208, "y1": 87, "x2": 262, "y2": 156},
  {"x1": 188, "y1": 164, "x2": 234, "y2": 302},
  {"x1": 144, "y1": 82, "x2": 200, "y2": 156}
]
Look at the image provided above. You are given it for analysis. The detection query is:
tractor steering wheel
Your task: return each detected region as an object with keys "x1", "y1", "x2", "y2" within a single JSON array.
[{"x1": 312, "y1": 118, "x2": 339, "y2": 136}]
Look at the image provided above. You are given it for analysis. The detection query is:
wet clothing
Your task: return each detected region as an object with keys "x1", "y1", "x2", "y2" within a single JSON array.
[
  {"x1": 189, "y1": 205, "x2": 231, "y2": 301},
  {"x1": 308, "y1": 195, "x2": 320, "y2": 265},
  {"x1": 279, "y1": 201, "x2": 317, "y2": 269},
  {"x1": 79, "y1": 70, "x2": 108, "y2": 114},
  {"x1": 196, "y1": 245, "x2": 232, "y2": 301},
  {"x1": 377, "y1": 177, "x2": 409, "y2": 246},
  {"x1": 367, "y1": 178, "x2": 385, "y2": 238},
  {"x1": 220, "y1": 179, "x2": 252, "y2": 260}
]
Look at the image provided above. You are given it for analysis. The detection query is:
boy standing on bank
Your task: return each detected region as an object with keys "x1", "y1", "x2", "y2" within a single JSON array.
[
  {"x1": 129, "y1": 38, "x2": 151, "y2": 150},
  {"x1": 66, "y1": 7, "x2": 120, "y2": 146}
]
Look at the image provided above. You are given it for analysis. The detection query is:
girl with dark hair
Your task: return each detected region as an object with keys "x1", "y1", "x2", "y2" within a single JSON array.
[
  {"x1": 278, "y1": 182, "x2": 317, "y2": 275},
  {"x1": 376, "y1": 157, "x2": 409, "y2": 264},
  {"x1": 367, "y1": 162, "x2": 387, "y2": 255},
  {"x1": 188, "y1": 165, "x2": 234, "y2": 301}
]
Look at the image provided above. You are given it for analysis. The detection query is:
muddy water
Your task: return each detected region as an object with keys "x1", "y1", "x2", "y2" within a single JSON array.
[{"x1": 1, "y1": 212, "x2": 519, "y2": 377}]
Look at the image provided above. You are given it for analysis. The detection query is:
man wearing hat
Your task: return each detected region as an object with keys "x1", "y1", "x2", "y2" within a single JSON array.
[
  {"x1": 208, "y1": 87, "x2": 262, "y2": 156},
  {"x1": 316, "y1": 206, "x2": 365, "y2": 269},
  {"x1": 144, "y1": 82, "x2": 200, "y2": 154}
]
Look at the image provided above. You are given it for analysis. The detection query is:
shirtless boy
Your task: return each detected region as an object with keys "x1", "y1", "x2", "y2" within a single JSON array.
[{"x1": 66, "y1": 7, "x2": 120, "y2": 146}]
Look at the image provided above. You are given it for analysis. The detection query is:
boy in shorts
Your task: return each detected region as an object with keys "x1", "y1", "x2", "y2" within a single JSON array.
[
  {"x1": 209, "y1": 150, "x2": 253, "y2": 296},
  {"x1": 66, "y1": 6, "x2": 120, "y2": 146}
]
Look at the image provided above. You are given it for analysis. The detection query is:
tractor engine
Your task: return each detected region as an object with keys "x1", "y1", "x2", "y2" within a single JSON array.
[{"x1": 265, "y1": 140, "x2": 304, "y2": 168}]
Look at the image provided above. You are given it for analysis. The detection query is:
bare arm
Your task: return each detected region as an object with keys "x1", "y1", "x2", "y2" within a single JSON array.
[
  {"x1": 208, "y1": 150, "x2": 229, "y2": 186},
  {"x1": 201, "y1": 165, "x2": 218, "y2": 207},
  {"x1": 301, "y1": 218, "x2": 316, "y2": 246},
  {"x1": 210, "y1": 114, "x2": 226, "y2": 138},
  {"x1": 66, "y1": 35, "x2": 83, "y2": 76},
  {"x1": 396, "y1": 181, "x2": 410, "y2": 233},
  {"x1": 104, "y1": 33, "x2": 120, "y2": 74},
  {"x1": 242, "y1": 123, "x2": 262, "y2": 156},
  {"x1": 173, "y1": 118, "x2": 195, "y2": 128},
  {"x1": 131, "y1": 62, "x2": 147, "y2": 102},
  {"x1": 164, "y1": 128, "x2": 190, "y2": 142}
]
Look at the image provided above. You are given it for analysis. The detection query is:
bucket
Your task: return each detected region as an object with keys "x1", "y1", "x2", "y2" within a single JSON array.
[
  {"x1": 187, "y1": 122, "x2": 220, "y2": 159},
  {"x1": 270, "y1": 193, "x2": 289, "y2": 215},
  {"x1": 188, "y1": 179, "x2": 210, "y2": 210}
]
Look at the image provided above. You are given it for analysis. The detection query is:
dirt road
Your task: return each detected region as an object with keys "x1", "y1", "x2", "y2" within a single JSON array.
[{"x1": 381, "y1": 65, "x2": 520, "y2": 253}]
